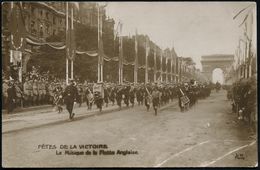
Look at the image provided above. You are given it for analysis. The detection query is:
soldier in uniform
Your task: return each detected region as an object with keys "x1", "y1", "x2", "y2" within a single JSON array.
[
  {"x1": 23, "y1": 79, "x2": 29, "y2": 107},
  {"x1": 144, "y1": 84, "x2": 152, "y2": 111},
  {"x1": 104, "y1": 85, "x2": 109, "y2": 107},
  {"x1": 3, "y1": 79, "x2": 9, "y2": 109},
  {"x1": 27, "y1": 79, "x2": 33, "y2": 107},
  {"x1": 93, "y1": 83, "x2": 104, "y2": 112},
  {"x1": 42, "y1": 79, "x2": 47, "y2": 104},
  {"x1": 116, "y1": 85, "x2": 123, "y2": 110},
  {"x1": 215, "y1": 81, "x2": 221, "y2": 92},
  {"x1": 109, "y1": 85, "x2": 116, "y2": 106},
  {"x1": 53, "y1": 84, "x2": 63, "y2": 113},
  {"x1": 189, "y1": 79, "x2": 196, "y2": 107},
  {"x1": 7, "y1": 80, "x2": 17, "y2": 114},
  {"x1": 123, "y1": 84, "x2": 130, "y2": 107},
  {"x1": 177, "y1": 82, "x2": 190, "y2": 112},
  {"x1": 14, "y1": 81, "x2": 23, "y2": 108},
  {"x1": 129, "y1": 84, "x2": 136, "y2": 108},
  {"x1": 85, "y1": 84, "x2": 94, "y2": 110},
  {"x1": 136, "y1": 85, "x2": 143, "y2": 105},
  {"x1": 161, "y1": 87, "x2": 166, "y2": 106},
  {"x1": 49, "y1": 82, "x2": 56, "y2": 105},
  {"x1": 77, "y1": 84, "x2": 84, "y2": 107},
  {"x1": 46, "y1": 82, "x2": 51, "y2": 105},
  {"x1": 32, "y1": 79, "x2": 39, "y2": 106},
  {"x1": 152, "y1": 85, "x2": 160, "y2": 115},
  {"x1": 63, "y1": 79, "x2": 79, "y2": 119},
  {"x1": 38, "y1": 78, "x2": 43, "y2": 105}
]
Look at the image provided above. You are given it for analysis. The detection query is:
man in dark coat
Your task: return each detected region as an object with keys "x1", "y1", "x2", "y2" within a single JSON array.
[
  {"x1": 136, "y1": 86, "x2": 143, "y2": 105},
  {"x1": 116, "y1": 85, "x2": 123, "y2": 110},
  {"x1": 7, "y1": 80, "x2": 17, "y2": 114},
  {"x1": 129, "y1": 84, "x2": 135, "y2": 107},
  {"x1": 152, "y1": 86, "x2": 160, "y2": 115},
  {"x1": 123, "y1": 85, "x2": 130, "y2": 107},
  {"x1": 63, "y1": 79, "x2": 79, "y2": 119},
  {"x1": 104, "y1": 86, "x2": 109, "y2": 107}
]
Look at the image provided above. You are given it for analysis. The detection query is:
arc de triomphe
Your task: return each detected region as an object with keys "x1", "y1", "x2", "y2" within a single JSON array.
[{"x1": 200, "y1": 54, "x2": 234, "y2": 83}]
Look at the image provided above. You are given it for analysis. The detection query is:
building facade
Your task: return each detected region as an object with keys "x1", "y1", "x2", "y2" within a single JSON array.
[{"x1": 2, "y1": 2, "x2": 114, "y2": 74}]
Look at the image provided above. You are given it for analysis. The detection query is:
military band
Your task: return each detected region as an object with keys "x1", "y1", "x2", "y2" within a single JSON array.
[{"x1": 3, "y1": 73, "x2": 215, "y2": 119}]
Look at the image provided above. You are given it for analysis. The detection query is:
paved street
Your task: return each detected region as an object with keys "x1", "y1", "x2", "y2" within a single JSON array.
[{"x1": 2, "y1": 91, "x2": 257, "y2": 167}]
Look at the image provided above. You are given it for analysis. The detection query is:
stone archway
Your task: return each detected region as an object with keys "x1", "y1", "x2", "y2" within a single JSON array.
[
  {"x1": 212, "y1": 68, "x2": 224, "y2": 84},
  {"x1": 200, "y1": 54, "x2": 234, "y2": 84}
]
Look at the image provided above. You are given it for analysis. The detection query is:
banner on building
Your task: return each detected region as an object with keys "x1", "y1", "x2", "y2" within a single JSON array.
[{"x1": 9, "y1": 2, "x2": 26, "y2": 51}]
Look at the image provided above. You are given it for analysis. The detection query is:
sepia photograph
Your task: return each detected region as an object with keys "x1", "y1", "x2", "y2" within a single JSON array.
[{"x1": 1, "y1": 1, "x2": 257, "y2": 168}]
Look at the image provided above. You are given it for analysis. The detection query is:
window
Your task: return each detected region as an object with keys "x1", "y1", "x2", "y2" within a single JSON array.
[
  {"x1": 31, "y1": 7, "x2": 35, "y2": 15},
  {"x1": 40, "y1": 27, "x2": 43, "y2": 37},
  {"x1": 46, "y1": 12, "x2": 49, "y2": 20},
  {"x1": 53, "y1": 17, "x2": 56, "y2": 25},
  {"x1": 46, "y1": 24, "x2": 50, "y2": 35},
  {"x1": 31, "y1": 21, "x2": 35, "y2": 28}
]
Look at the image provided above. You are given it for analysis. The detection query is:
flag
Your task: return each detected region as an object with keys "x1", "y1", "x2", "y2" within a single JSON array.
[
  {"x1": 114, "y1": 22, "x2": 120, "y2": 40},
  {"x1": 98, "y1": 38, "x2": 105, "y2": 65},
  {"x1": 145, "y1": 37, "x2": 150, "y2": 58},
  {"x1": 135, "y1": 29, "x2": 138, "y2": 65},
  {"x1": 66, "y1": 3, "x2": 76, "y2": 61},
  {"x1": 246, "y1": 10, "x2": 254, "y2": 40},
  {"x1": 9, "y1": 2, "x2": 26, "y2": 51},
  {"x1": 98, "y1": 6, "x2": 104, "y2": 65},
  {"x1": 154, "y1": 47, "x2": 157, "y2": 71},
  {"x1": 119, "y1": 23, "x2": 123, "y2": 69}
]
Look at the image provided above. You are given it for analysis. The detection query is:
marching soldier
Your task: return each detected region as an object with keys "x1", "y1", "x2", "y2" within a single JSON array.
[
  {"x1": 85, "y1": 84, "x2": 94, "y2": 110},
  {"x1": 63, "y1": 79, "x2": 79, "y2": 119},
  {"x1": 189, "y1": 79, "x2": 196, "y2": 107},
  {"x1": 116, "y1": 85, "x2": 123, "y2": 110},
  {"x1": 77, "y1": 84, "x2": 84, "y2": 107},
  {"x1": 152, "y1": 86, "x2": 160, "y2": 116},
  {"x1": 144, "y1": 84, "x2": 152, "y2": 111},
  {"x1": 93, "y1": 83, "x2": 104, "y2": 112},
  {"x1": 136, "y1": 86, "x2": 144, "y2": 105},
  {"x1": 123, "y1": 85, "x2": 130, "y2": 107},
  {"x1": 178, "y1": 83, "x2": 190, "y2": 112},
  {"x1": 104, "y1": 85, "x2": 109, "y2": 107},
  {"x1": 109, "y1": 86, "x2": 116, "y2": 106},
  {"x1": 53, "y1": 84, "x2": 63, "y2": 113},
  {"x1": 129, "y1": 84, "x2": 135, "y2": 107}
]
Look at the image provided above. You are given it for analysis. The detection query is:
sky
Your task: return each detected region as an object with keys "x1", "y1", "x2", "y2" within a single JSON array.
[{"x1": 106, "y1": 2, "x2": 256, "y2": 71}]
